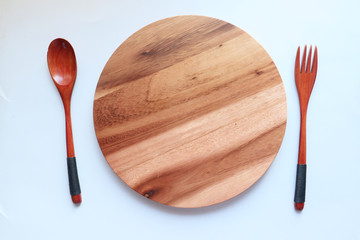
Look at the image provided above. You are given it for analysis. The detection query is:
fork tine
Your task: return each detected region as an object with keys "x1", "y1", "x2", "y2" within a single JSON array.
[
  {"x1": 295, "y1": 46, "x2": 300, "y2": 74},
  {"x1": 300, "y1": 45, "x2": 307, "y2": 73},
  {"x1": 312, "y1": 46, "x2": 318, "y2": 76},
  {"x1": 306, "y1": 45, "x2": 312, "y2": 73}
]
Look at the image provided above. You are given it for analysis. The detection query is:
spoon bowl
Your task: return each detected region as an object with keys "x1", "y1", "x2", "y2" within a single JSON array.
[{"x1": 48, "y1": 39, "x2": 77, "y2": 92}]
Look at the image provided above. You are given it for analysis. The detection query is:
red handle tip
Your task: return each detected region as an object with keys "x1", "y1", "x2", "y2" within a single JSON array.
[
  {"x1": 72, "y1": 194, "x2": 82, "y2": 204},
  {"x1": 295, "y1": 202, "x2": 304, "y2": 211}
]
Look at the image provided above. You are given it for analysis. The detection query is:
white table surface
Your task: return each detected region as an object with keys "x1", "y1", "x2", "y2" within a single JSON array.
[{"x1": 1, "y1": 0, "x2": 360, "y2": 239}]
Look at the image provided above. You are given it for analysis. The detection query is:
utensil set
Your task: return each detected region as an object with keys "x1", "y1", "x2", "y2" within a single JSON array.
[{"x1": 45, "y1": 39, "x2": 318, "y2": 209}]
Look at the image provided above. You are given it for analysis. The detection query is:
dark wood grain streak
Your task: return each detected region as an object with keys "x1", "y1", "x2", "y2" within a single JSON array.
[
  {"x1": 96, "y1": 19, "x2": 242, "y2": 95},
  {"x1": 94, "y1": 62, "x2": 278, "y2": 154},
  {"x1": 133, "y1": 122, "x2": 286, "y2": 206}
]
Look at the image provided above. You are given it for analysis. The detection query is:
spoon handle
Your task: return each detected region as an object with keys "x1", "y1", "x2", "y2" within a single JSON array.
[{"x1": 64, "y1": 102, "x2": 82, "y2": 204}]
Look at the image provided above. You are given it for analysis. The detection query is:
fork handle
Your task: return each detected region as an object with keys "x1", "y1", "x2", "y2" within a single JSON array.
[
  {"x1": 295, "y1": 110, "x2": 307, "y2": 211},
  {"x1": 294, "y1": 164, "x2": 306, "y2": 210}
]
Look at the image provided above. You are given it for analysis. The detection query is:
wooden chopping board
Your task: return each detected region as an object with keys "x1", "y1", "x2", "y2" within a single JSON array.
[{"x1": 93, "y1": 15, "x2": 287, "y2": 208}]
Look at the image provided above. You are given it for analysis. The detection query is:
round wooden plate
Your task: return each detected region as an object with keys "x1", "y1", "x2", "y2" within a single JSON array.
[{"x1": 93, "y1": 15, "x2": 287, "y2": 208}]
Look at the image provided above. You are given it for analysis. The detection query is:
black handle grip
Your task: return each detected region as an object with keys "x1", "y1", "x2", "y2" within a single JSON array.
[
  {"x1": 67, "y1": 157, "x2": 81, "y2": 196},
  {"x1": 294, "y1": 164, "x2": 306, "y2": 203}
]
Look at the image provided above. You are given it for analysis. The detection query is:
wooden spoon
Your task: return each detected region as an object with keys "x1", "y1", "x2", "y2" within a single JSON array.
[{"x1": 47, "y1": 38, "x2": 81, "y2": 204}]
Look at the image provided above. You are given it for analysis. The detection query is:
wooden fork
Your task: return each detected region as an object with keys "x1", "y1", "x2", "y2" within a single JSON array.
[{"x1": 294, "y1": 45, "x2": 318, "y2": 211}]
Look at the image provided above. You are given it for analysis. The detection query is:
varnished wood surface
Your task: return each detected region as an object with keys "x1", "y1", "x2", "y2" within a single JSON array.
[
  {"x1": 47, "y1": 38, "x2": 77, "y2": 158},
  {"x1": 295, "y1": 45, "x2": 318, "y2": 166},
  {"x1": 47, "y1": 38, "x2": 82, "y2": 204},
  {"x1": 294, "y1": 45, "x2": 318, "y2": 210},
  {"x1": 93, "y1": 16, "x2": 287, "y2": 208}
]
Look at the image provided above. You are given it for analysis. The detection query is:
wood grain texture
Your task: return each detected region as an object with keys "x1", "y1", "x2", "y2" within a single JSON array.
[{"x1": 93, "y1": 15, "x2": 287, "y2": 208}]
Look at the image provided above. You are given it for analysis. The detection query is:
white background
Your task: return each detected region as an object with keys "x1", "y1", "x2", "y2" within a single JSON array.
[{"x1": 1, "y1": 0, "x2": 359, "y2": 239}]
